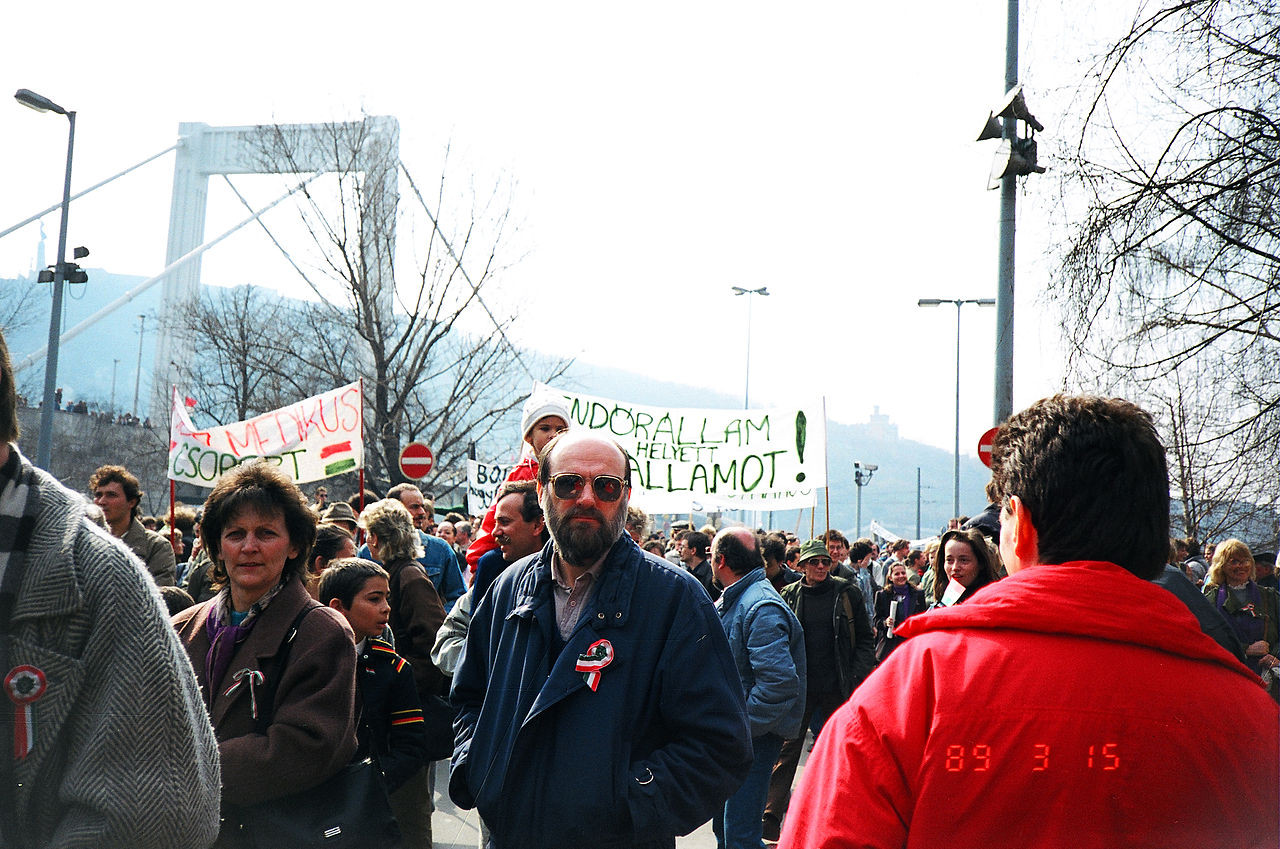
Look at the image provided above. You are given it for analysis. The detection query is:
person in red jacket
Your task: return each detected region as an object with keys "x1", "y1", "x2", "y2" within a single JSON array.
[
  {"x1": 465, "y1": 389, "x2": 569, "y2": 576},
  {"x1": 780, "y1": 395, "x2": 1279, "y2": 849}
]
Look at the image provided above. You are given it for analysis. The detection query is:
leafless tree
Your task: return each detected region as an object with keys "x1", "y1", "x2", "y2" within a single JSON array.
[
  {"x1": 166, "y1": 284, "x2": 315, "y2": 423},
  {"x1": 177, "y1": 116, "x2": 572, "y2": 496},
  {"x1": 1052, "y1": 0, "x2": 1280, "y2": 543}
]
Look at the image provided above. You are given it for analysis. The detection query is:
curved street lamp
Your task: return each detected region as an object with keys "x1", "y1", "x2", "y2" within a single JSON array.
[{"x1": 15, "y1": 89, "x2": 76, "y2": 471}]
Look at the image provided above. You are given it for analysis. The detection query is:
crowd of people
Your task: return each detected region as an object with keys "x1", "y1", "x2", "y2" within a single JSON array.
[{"x1": 1, "y1": 328, "x2": 1275, "y2": 848}]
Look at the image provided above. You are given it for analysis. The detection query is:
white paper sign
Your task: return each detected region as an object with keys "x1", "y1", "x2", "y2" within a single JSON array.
[{"x1": 538, "y1": 383, "x2": 824, "y2": 512}]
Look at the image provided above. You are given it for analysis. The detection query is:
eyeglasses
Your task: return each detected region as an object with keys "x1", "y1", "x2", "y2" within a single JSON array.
[
  {"x1": 549, "y1": 473, "x2": 628, "y2": 502},
  {"x1": 805, "y1": 557, "x2": 832, "y2": 568}
]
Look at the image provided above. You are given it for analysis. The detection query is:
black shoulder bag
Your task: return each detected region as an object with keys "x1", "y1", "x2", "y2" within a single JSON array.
[{"x1": 224, "y1": 605, "x2": 402, "y2": 849}]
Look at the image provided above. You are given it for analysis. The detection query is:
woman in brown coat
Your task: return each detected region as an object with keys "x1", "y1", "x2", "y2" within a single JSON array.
[{"x1": 173, "y1": 461, "x2": 358, "y2": 848}]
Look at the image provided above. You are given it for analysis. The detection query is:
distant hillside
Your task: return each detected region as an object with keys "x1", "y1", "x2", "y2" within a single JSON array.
[{"x1": 6, "y1": 272, "x2": 992, "y2": 538}]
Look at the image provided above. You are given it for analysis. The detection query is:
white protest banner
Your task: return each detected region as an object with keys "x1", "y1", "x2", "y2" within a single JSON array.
[
  {"x1": 467, "y1": 459, "x2": 516, "y2": 515},
  {"x1": 168, "y1": 382, "x2": 363, "y2": 488},
  {"x1": 539, "y1": 383, "x2": 824, "y2": 512}
]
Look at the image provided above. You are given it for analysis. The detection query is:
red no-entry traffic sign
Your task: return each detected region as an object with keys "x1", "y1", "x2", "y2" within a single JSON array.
[
  {"x1": 977, "y1": 427, "x2": 999, "y2": 469},
  {"x1": 399, "y1": 442, "x2": 434, "y2": 479}
]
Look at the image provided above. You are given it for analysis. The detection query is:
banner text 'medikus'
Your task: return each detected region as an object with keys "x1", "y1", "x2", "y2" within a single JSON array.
[{"x1": 169, "y1": 382, "x2": 363, "y2": 488}]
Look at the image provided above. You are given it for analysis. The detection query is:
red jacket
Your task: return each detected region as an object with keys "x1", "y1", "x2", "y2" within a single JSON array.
[
  {"x1": 464, "y1": 457, "x2": 537, "y2": 574},
  {"x1": 780, "y1": 561, "x2": 1279, "y2": 849}
]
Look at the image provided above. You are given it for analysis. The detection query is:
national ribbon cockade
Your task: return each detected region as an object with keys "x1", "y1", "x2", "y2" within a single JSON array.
[
  {"x1": 5, "y1": 665, "x2": 47, "y2": 759},
  {"x1": 575, "y1": 638, "x2": 614, "y2": 692}
]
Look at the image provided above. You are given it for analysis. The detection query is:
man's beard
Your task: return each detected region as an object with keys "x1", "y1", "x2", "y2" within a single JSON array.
[{"x1": 545, "y1": 498, "x2": 626, "y2": 568}]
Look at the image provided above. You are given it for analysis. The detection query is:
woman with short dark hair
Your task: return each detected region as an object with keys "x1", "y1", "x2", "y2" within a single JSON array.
[{"x1": 172, "y1": 461, "x2": 358, "y2": 848}]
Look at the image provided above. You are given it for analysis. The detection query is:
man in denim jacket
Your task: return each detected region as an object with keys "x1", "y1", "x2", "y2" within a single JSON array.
[{"x1": 710, "y1": 528, "x2": 805, "y2": 849}]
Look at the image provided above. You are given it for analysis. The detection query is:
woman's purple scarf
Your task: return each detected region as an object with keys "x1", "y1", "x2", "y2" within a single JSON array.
[{"x1": 204, "y1": 599, "x2": 257, "y2": 705}]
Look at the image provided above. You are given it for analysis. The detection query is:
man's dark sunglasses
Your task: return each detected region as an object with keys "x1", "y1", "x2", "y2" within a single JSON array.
[{"x1": 549, "y1": 473, "x2": 628, "y2": 502}]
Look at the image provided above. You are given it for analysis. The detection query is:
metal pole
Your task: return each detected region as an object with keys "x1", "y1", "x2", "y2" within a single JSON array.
[
  {"x1": 133, "y1": 315, "x2": 145, "y2": 418},
  {"x1": 954, "y1": 302, "x2": 962, "y2": 519},
  {"x1": 744, "y1": 293, "x2": 752, "y2": 410},
  {"x1": 916, "y1": 466, "x2": 922, "y2": 539},
  {"x1": 856, "y1": 482, "x2": 862, "y2": 539},
  {"x1": 35, "y1": 111, "x2": 76, "y2": 471},
  {"x1": 994, "y1": 0, "x2": 1019, "y2": 424},
  {"x1": 110, "y1": 359, "x2": 118, "y2": 412}
]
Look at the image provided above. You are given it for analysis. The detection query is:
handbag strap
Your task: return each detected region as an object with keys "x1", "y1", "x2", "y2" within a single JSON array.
[{"x1": 252, "y1": 604, "x2": 321, "y2": 735}]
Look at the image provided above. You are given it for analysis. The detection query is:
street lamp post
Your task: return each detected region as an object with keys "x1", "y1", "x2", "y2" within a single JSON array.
[
  {"x1": 16, "y1": 89, "x2": 76, "y2": 471},
  {"x1": 918, "y1": 297, "x2": 996, "y2": 519},
  {"x1": 731, "y1": 286, "x2": 769, "y2": 409},
  {"x1": 853, "y1": 461, "x2": 877, "y2": 538}
]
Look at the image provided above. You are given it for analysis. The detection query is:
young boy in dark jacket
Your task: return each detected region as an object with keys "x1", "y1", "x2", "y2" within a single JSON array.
[{"x1": 319, "y1": 558, "x2": 430, "y2": 794}]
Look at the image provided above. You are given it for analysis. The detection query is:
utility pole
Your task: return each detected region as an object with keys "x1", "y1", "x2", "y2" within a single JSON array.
[{"x1": 132, "y1": 314, "x2": 145, "y2": 418}]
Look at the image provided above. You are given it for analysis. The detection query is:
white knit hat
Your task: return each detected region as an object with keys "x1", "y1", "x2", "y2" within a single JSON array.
[{"x1": 520, "y1": 390, "x2": 572, "y2": 439}]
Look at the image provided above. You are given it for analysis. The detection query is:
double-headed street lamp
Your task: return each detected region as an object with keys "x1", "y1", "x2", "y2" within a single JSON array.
[
  {"x1": 918, "y1": 297, "x2": 995, "y2": 520},
  {"x1": 731, "y1": 286, "x2": 769, "y2": 409},
  {"x1": 15, "y1": 88, "x2": 76, "y2": 471}
]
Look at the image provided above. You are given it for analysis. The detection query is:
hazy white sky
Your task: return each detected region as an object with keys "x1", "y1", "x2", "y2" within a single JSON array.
[{"x1": 1, "y1": 1, "x2": 1116, "y2": 456}]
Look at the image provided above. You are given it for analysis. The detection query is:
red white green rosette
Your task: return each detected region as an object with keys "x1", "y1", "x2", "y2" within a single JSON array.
[
  {"x1": 5, "y1": 665, "x2": 47, "y2": 759},
  {"x1": 575, "y1": 638, "x2": 614, "y2": 692}
]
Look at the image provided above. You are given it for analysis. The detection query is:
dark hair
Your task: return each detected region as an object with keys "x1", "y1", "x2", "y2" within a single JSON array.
[
  {"x1": 0, "y1": 330, "x2": 17, "y2": 444},
  {"x1": 761, "y1": 532, "x2": 788, "y2": 563},
  {"x1": 848, "y1": 540, "x2": 873, "y2": 561},
  {"x1": 785, "y1": 543, "x2": 800, "y2": 564},
  {"x1": 930, "y1": 528, "x2": 999, "y2": 604},
  {"x1": 890, "y1": 538, "x2": 910, "y2": 553},
  {"x1": 822, "y1": 529, "x2": 849, "y2": 548},
  {"x1": 159, "y1": 585, "x2": 196, "y2": 616},
  {"x1": 712, "y1": 530, "x2": 763, "y2": 577},
  {"x1": 317, "y1": 557, "x2": 389, "y2": 608},
  {"x1": 990, "y1": 394, "x2": 1169, "y2": 579},
  {"x1": 200, "y1": 461, "x2": 317, "y2": 591},
  {"x1": 496, "y1": 479, "x2": 541, "y2": 522},
  {"x1": 643, "y1": 540, "x2": 665, "y2": 556},
  {"x1": 309, "y1": 523, "x2": 355, "y2": 576},
  {"x1": 685, "y1": 531, "x2": 710, "y2": 558},
  {"x1": 89, "y1": 465, "x2": 143, "y2": 518}
]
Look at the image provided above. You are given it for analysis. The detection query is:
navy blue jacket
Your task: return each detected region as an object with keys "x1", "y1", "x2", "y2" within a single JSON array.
[{"x1": 450, "y1": 534, "x2": 752, "y2": 849}]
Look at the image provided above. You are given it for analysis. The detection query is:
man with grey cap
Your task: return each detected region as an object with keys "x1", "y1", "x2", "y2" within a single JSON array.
[
  {"x1": 762, "y1": 537, "x2": 875, "y2": 842},
  {"x1": 465, "y1": 387, "x2": 570, "y2": 576}
]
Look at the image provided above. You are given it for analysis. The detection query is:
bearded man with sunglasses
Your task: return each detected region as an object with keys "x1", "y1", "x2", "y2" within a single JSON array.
[{"x1": 450, "y1": 431, "x2": 752, "y2": 849}]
